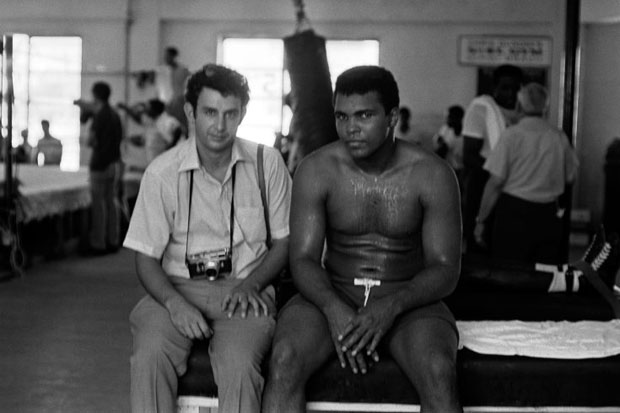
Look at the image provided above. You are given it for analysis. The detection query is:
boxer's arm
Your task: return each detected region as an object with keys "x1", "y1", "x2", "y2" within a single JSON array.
[
  {"x1": 385, "y1": 160, "x2": 462, "y2": 315},
  {"x1": 290, "y1": 156, "x2": 362, "y2": 371},
  {"x1": 289, "y1": 158, "x2": 342, "y2": 311}
]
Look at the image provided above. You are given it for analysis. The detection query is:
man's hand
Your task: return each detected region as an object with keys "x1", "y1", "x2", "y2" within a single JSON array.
[
  {"x1": 474, "y1": 221, "x2": 487, "y2": 248},
  {"x1": 324, "y1": 300, "x2": 377, "y2": 374},
  {"x1": 221, "y1": 281, "x2": 270, "y2": 318},
  {"x1": 339, "y1": 297, "x2": 397, "y2": 360},
  {"x1": 166, "y1": 295, "x2": 211, "y2": 340}
]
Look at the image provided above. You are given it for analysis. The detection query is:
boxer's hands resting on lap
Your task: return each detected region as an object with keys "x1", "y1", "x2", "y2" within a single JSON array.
[
  {"x1": 339, "y1": 296, "x2": 397, "y2": 361},
  {"x1": 221, "y1": 281, "x2": 271, "y2": 318},
  {"x1": 324, "y1": 300, "x2": 379, "y2": 374},
  {"x1": 166, "y1": 295, "x2": 212, "y2": 340}
]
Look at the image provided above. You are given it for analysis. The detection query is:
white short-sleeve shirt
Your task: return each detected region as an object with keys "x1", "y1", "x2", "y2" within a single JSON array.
[
  {"x1": 462, "y1": 95, "x2": 517, "y2": 159},
  {"x1": 123, "y1": 136, "x2": 292, "y2": 279},
  {"x1": 484, "y1": 116, "x2": 579, "y2": 203}
]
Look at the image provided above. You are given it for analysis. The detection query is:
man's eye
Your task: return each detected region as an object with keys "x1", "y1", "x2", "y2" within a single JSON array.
[
  {"x1": 205, "y1": 109, "x2": 217, "y2": 116},
  {"x1": 359, "y1": 112, "x2": 372, "y2": 119},
  {"x1": 225, "y1": 112, "x2": 238, "y2": 119},
  {"x1": 335, "y1": 114, "x2": 346, "y2": 121}
]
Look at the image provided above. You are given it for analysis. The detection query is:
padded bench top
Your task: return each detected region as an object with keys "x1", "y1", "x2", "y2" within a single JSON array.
[
  {"x1": 178, "y1": 288, "x2": 619, "y2": 406},
  {"x1": 178, "y1": 342, "x2": 620, "y2": 406}
]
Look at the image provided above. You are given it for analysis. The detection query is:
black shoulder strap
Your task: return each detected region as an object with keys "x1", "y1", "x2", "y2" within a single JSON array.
[
  {"x1": 573, "y1": 260, "x2": 620, "y2": 318},
  {"x1": 257, "y1": 144, "x2": 272, "y2": 248}
]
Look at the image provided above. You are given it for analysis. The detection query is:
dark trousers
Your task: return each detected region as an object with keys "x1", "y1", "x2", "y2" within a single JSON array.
[{"x1": 491, "y1": 193, "x2": 561, "y2": 265}]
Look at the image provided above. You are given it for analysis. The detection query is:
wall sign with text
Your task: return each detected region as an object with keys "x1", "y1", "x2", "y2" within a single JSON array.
[{"x1": 459, "y1": 36, "x2": 552, "y2": 67}]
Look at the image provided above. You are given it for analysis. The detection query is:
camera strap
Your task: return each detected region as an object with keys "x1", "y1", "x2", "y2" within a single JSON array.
[{"x1": 185, "y1": 163, "x2": 237, "y2": 260}]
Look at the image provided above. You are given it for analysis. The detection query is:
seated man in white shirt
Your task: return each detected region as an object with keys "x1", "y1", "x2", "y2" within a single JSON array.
[{"x1": 124, "y1": 64, "x2": 292, "y2": 413}]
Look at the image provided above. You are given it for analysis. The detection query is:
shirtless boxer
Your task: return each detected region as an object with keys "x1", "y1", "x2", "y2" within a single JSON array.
[{"x1": 262, "y1": 66, "x2": 463, "y2": 413}]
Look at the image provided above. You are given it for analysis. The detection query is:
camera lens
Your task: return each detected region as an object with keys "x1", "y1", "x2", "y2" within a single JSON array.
[{"x1": 205, "y1": 261, "x2": 219, "y2": 280}]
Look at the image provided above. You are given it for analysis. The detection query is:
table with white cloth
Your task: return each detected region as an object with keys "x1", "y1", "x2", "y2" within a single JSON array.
[
  {"x1": 0, "y1": 163, "x2": 90, "y2": 223},
  {"x1": 1, "y1": 163, "x2": 91, "y2": 260}
]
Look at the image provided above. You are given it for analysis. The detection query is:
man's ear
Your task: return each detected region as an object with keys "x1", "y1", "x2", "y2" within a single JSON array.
[
  {"x1": 184, "y1": 102, "x2": 194, "y2": 124},
  {"x1": 388, "y1": 107, "x2": 399, "y2": 128}
]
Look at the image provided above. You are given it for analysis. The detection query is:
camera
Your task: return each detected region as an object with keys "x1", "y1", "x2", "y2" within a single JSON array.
[
  {"x1": 73, "y1": 99, "x2": 95, "y2": 123},
  {"x1": 185, "y1": 248, "x2": 232, "y2": 280}
]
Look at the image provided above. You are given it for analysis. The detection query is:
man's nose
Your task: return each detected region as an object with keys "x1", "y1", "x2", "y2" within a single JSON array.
[
  {"x1": 216, "y1": 114, "x2": 226, "y2": 131},
  {"x1": 346, "y1": 118, "x2": 359, "y2": 133}
]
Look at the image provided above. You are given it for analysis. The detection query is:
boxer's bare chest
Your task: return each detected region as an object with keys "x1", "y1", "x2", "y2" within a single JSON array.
[{"x1": 326, "y1": 166, "x2": 422, "y2": 238}]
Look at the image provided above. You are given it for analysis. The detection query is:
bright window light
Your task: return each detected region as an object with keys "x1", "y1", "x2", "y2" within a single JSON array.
[
  {"x1": 1, "y1": 35, "x2": 82, "y2": 171},
  {"x1": 28, "y1": 37, "x2": 82, "y2": 171},
  {"x1": 221, "y1": 37, "x2": 379, "y2": 146},
  {"x1": 222, "y1": 38, "x2": 285, "y2": 146}
]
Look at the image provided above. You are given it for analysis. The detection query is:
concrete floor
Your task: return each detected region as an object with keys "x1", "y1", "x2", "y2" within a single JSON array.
[{"x1": 0, "y1": 248, "x2": 143, "y2": 413}]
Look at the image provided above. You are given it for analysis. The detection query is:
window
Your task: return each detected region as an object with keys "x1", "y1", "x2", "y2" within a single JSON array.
[
  {"x1": 221, "y1": 38, "x2": 285, "y2": 147},
  {"x1": 1, "y1": 35, "x2": 82, "y2": 170},
  {"x1": 221, "y1": 38, "x2": 379, "y2": 146}
]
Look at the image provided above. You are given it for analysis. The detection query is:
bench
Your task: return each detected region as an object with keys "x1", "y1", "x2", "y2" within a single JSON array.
[{"x1": 177, "y1": 286, "x2": 620, "y2": 412}]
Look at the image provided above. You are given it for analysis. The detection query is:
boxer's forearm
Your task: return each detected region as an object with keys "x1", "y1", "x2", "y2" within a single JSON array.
[
  {"x1": 292, "y1": 257, "x2": 344, "y2": 313},
  {"x1": 388, "y1": 263, "x2": 459, "y2": 316}
]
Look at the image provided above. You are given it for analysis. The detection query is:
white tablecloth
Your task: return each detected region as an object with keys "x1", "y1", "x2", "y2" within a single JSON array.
[{"x1": 0, "y1": 163, "x2": 91, "y2": 222}]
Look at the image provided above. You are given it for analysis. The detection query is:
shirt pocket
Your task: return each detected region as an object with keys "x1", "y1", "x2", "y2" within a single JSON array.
[{"x1": 235, "y1": 206, "x2": 268, "y2": 245}]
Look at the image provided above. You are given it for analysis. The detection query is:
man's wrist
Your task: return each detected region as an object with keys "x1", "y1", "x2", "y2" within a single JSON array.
[
  {"x1": 163, "y1": 294, "x2": 186, "y2": 312},
  {"x1": 239, "y1": 277, "x2": 262, "y2": 292}
]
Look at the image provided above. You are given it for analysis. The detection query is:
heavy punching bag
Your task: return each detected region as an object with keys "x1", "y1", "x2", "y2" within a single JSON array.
[{"x1": 284, "y1": 2, "x2": 338, "y2": 165}]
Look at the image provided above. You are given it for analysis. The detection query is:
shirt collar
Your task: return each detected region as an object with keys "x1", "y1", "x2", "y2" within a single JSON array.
[{"x1": 177, "y1": 136, "x2": 251, "y2": 174}]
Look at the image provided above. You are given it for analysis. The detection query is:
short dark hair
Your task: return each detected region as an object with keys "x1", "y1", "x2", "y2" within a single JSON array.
[
  {"x1": 448, "y1": 105, "x2": 464, "y2": 119},
  {"x1": 92, "y1": 82, "x2": 111, "y2": 102},
  {"x1": 165, "y1": 47, "x2": 179, "y2": 58},
  {"x1": 334, "y1": 66, "x2": 400, "y2": 114},
  {"x1": 147, "y1": 99, "x2": 166, "y2": 118},
  {"x1": 41, "y1": 119, "x2": 50, "y2": 127},
  {"x1": 399, "y1": 106, "x2": 411, "y2": 119},
  {"x1": 184, "y1": 64, "x2": 250, "y2": 112},
  {"x1": 492, "y1": 64, "x2": 523, "y2": 86}
]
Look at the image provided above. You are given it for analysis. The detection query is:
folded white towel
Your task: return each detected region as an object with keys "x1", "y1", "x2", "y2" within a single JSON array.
[{"x1": 457, "y1": 320, "x2": 620, "y2": 359}]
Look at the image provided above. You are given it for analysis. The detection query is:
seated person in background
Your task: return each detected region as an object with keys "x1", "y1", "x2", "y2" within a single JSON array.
[
  {"x1": 14, "y1": 129, "x2": 33, "y2": 163},
  {"x1": 124, "y1": 64, "x2": 291, "y2": 413},
  {"x1": 118, "y1": 98, "x2": 184, "y2": 164},
  {"x1": 34, "y1": 120, "x2": 63, "y2": 165},
  {"x1": 474, "y1": 82, "x2": 579, "y2": 265},
  {"x1": 262, "y1": 66, "x2": 462, "y2": 413},
  {"x1": 433, "y1": 105, "x2": 465, "y2": 183},
  {"x1": 395, "y1": 106, "x2": 419, "y2": 144},
  {"x1": 142, "y1": 99, "x2": 183, "y2": 163}
]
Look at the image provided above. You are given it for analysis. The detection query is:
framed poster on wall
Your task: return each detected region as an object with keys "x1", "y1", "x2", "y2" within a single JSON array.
[{"x1": 459, "y1": 35, "x2": 552, "y2": 68}]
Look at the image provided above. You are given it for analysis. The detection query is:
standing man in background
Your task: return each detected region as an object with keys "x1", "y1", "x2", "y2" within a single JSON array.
[
  {"x1": 474, "y1": 82, "x2": 579, "y2": 264},
  {"x1": 86, "y1": 81, "x2": 123, "y2": 254},
  {"x1": 461, "y1": 64, "x2": 522, "y2": 253},
  {"x1": 156, "y1": 46, "x2": 191, "y2": 134}
]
